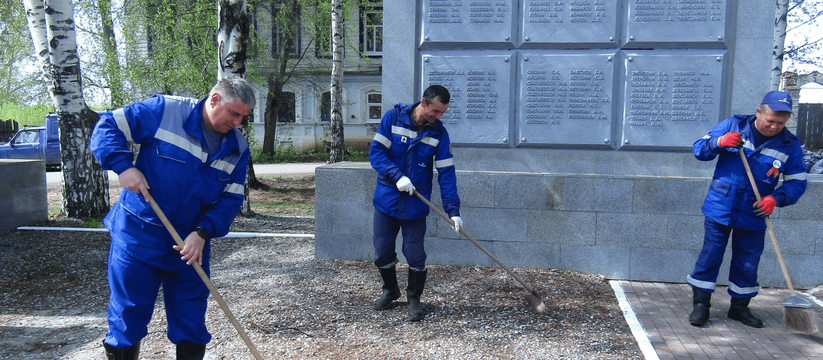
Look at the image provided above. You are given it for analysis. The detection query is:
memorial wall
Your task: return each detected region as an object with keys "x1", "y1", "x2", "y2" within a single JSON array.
[
  {"x1": 312, "y1": 0, "x2": 823, "y2": 287},
  {"x1": 418, "y1": 0, "x2": 733, "y2": 149}
]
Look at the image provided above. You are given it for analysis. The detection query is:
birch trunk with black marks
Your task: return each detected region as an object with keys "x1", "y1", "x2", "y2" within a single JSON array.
[
  {"x1": 24, "y1": 0, "x2": 109, "y2": 218},
  {"x1": 327, "y1": 0, "x2": 344, "y2": 163},
  {"x1": 772, "y1": 0, "x2": 789, "y2": 90},
  {"x1": 217, "y1": 0, "x2": 256, "y2": 214}
]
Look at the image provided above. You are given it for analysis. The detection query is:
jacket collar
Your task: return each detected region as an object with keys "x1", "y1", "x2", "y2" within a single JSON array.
[
  {"x1": 397, "y1": 101, "x2": 444, "y2": 135},
  {"x1": 184, "y1": 96, "x2": 242, "y2": 159},
  {"x1": 184, "y1": 97, "x2": 208, "y2": 141}
]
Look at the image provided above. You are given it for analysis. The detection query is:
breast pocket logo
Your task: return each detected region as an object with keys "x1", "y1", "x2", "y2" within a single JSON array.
[
  {"x1": 767, "y1": 159, "x2": 781, "y2": 179},
  {"x1": 401, "y1": 136, "x2": 408, "y2": 143}
]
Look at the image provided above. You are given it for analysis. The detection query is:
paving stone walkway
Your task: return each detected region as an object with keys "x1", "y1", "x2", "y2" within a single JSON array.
[{"x1": 621, "y1": 281, "x2": 823, "y2": 359}]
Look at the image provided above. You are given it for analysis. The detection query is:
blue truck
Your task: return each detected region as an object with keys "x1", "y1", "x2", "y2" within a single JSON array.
[{"x1": 0, "y1": 113, "x2": 61, "y2": 167}]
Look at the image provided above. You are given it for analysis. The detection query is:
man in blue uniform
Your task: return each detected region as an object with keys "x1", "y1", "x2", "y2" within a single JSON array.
[
  {"x1": 687, "y1": 91, "x2": 807, "y2": 328},
  {"x1": 91, "y1": 76, "x2": 255, "y2": 359},
  {"x1": 369, "y1": 85, "x2": 463, "y2": 322}
]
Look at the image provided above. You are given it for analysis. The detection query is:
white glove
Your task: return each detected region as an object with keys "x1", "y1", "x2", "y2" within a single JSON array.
[
  {"x1": 451, "y1": 216, "x2": 463, "y2": 233},
  {"x1": 396, "y1": 176, "x2": 415, "y2": 195}
]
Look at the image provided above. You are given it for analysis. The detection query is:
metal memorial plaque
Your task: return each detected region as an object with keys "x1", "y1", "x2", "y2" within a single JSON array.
[
  {"x1": 521, "y1": 0, "x2": 619, "y2": 46},
  {"x1": 626, "y1": 0, "x2": 728, "y2": 45},
  {"x1": 421, "y1": 0, "x2": 516, "y2": 46},
  {"x1": 422, "y1": 51, "x2": 515, "y2": 144},
  {"x1": 619, "y1": 51, "x2": 725, "y2": 148},
  {"x1": 517, "y1": 52, "x2": 615, "y2": 146}
]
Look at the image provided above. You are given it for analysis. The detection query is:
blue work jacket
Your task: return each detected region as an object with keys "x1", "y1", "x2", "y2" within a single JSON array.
[
  {"x1": 369, "y1": 102, "x2": 461, "y2": 220},
  {"x1": 91, "y1": 94, "x2": 249, "y2": 260},
  {"x1": 695, "y1": 114, "x2": 807, "y2": 230}
]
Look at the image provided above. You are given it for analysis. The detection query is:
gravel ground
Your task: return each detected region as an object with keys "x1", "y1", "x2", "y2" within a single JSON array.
[{"x1": 0, "y1": 180, "x2": 643, "y2": 359}]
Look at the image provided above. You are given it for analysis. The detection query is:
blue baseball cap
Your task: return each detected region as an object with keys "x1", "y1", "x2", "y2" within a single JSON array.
[{"x1": 761, "y1": 91, "x2": 793, "y2": 113}]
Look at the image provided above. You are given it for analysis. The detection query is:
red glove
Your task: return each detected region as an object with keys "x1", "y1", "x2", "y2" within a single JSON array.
[
  {"x1": 754, "y1": 195, "x2": 776, "y2": 217},
  {"x1": 717, "y1": 132, "x2": 743, "y2": 148}
]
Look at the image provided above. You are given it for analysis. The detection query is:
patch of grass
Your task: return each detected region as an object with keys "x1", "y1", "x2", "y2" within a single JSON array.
[
  {"x1": 251, "y1": 146, "x2": 369, "y2": 163},
  {"x1": 49, "y1": 205, "x2": 61, "y2": 218},
  {"x1": 81, "y1": 219, "x2": 104, "y2": 228},
  {"x1": 252, "y1": 148, "x2": 327, "y2": 163},
  {"x1": 345, "y1": 146, "x2": 369, "y2": 162},
  {"x1": 260, "y1": 210, "x2": 314, "y2": 217},
  {"x1": 258, "y1": 201, "x2": 314, "y2": 217}
]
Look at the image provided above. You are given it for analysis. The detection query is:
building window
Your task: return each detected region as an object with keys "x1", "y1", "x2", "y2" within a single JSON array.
[
  {"x1": 315, "y1": 11, "x2": 335, "y2": 57},
  {"x1": 278, "y1": 92, "x2": 296, "y2": 122},
  {"x1": 367, "y1": 92, "x2": 382, "y2": 120},
  {"x1": 272, "y1": 4, "x2": 300, "y2": 58},
  {"x1": 321, "y1": 91, "x2": 331, "y2": 122},
  {"x1": 361, "y1": 2, "x2": 382, "y2": 56}
]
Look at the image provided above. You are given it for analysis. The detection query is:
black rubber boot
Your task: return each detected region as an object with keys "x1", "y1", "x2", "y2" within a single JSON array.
[
  {"x1": 374, "y1": 266, "x2": 401, "y2": 310},
  {"x1": 103, "y1": 341, "x2": 140, "y2": 360},
  {"x1": 728, "y1": 297, "x2": 764, "y2": 328},
  {"x1": 176, "y1": 341, "x2": 207, "y2": 360},
  {"x1": 688, "y1": 287, "x2": 711, "y2": 327},
  {"x1": 407, "y1": 269, "x2": 427, "y2": 322}
]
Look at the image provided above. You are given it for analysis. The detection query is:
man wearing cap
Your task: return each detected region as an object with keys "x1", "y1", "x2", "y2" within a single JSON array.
[{"x1": 686, "y1": 91, "x2": 807, "y2": 328}]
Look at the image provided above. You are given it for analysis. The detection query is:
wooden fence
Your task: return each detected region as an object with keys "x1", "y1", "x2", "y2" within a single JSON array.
[
  {"x1": 0, "y1": 119, "x2": 19, "y2": 143},
  {"x1": 797, "y1": 104, "x2": 823, "y2": 149}
]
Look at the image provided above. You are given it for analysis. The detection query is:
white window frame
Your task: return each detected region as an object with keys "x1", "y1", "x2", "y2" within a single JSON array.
[
  {"x1": 362, "y1": 85, "x2": 383, "y2": 124},
  {"x1": 362, "y1": 3, "x2": 382, "y2": 56}
]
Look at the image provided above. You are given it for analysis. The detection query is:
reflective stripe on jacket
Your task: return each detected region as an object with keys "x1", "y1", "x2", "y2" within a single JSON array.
[
  {"x1": 91, "y1": 94, "x2": 249, "y2": 259},
  {"x1": 695, "y1": 114, "x2": 807, "y2": 230},
  {"x1": 369, "y1": 102, "x2": 460, "y2": 220}
]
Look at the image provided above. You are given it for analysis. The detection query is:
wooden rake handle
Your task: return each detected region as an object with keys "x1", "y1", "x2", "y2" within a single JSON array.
[
  {"x1": 148, "y1": 195, "x2": 265, "y2": 360},
  {"x1": 738, "y1": 149, "x2": 796, "y2": 295},
  {"x1": 412, "y1": 190, "x2": 540, "y2": 297}
]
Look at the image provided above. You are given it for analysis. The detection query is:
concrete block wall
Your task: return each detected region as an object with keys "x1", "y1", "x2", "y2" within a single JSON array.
[
  {"x1": 315, "y1": 157, "x2": 823, "y2": 289},
  {"x1": 0, "y1": 160, "x2": 48, "y2": 232}
]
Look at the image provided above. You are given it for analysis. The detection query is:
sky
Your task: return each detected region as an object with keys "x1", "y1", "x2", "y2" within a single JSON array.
[{"x1": 783, "y1": 1, "x2": 823, "y2": 74}]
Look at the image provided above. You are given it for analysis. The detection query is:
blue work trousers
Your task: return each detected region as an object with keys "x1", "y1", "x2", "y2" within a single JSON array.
[
  {"x1": 103, "y1": 241, "x2": 212, "y2": 348},
  {"x1": 688, "y1": 217, "x2": 766, "y2": 298},
  {"x1": 373, "y1": 210, "x2": 427, "y2": 270}
]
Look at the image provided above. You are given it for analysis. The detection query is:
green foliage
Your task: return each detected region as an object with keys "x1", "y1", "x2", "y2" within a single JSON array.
[
  {"x1": 0, "y1": 0, "x2": 42, "y2": 106},
  {"x1": 120, "y1": 0, "x2": 219, "y2": 100},
  {"x1": 0, "y1": 104, "x2": 53, "y2": 126}
]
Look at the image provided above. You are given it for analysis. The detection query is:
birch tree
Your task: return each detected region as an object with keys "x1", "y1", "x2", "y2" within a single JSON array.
[
  {"x1": 328, "y1": 0, "x2": 344, "y2": 163},
  {"x1": 23, "y1": 0, "x2": 109, "y2": 218},
  {"x1": 217, "y1": 0, "x2": 256, "y2": 214},
  {"x1": 772, "y1": 0, "x2": 790, "y2": 90}
]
